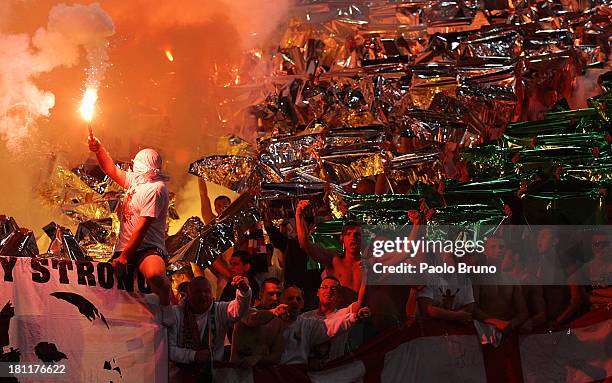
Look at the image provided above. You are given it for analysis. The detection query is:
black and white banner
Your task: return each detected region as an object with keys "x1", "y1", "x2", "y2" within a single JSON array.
[{"x1": 0, "y1": 256, "x2": 167, "y2": 383}]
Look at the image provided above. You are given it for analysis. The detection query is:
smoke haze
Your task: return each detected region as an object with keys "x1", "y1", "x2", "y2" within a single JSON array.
[{"x1": 0, "y1": 0, "x2": 291, "y2": 236}]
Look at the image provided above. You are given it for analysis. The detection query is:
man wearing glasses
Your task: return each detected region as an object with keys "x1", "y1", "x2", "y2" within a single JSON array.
[
  {"x1": 301, "y1": 277, "x2": 368, "y2": 369},
  {"x1": 569, "y1": 232, "x2": 612, "y2": 310}
]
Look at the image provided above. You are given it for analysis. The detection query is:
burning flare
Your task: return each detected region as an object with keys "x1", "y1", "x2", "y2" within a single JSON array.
[
  {"x1": 79, "y1": 88, "x2": 98, "y2": 122},
  {"x1": 165, "y1": 50, "x2": 174, "y2": 62}
]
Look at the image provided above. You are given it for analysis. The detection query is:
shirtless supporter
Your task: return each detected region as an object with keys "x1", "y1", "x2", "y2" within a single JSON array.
[
  {"x1": 533, "y1": 228, "x2": 583, "y2": 325},
  {"x1": 474, "y1": 236, "x2": 529, "y2": 383},
  {"x1": 296, "y1": 200, "x2": 362, "y2": 307},
  {"x1": 473, "y1": 237, "x2": 529, "y2": 331},
  {"x1": 198, "y1": 178, "x2": 231, "y2": 224}
]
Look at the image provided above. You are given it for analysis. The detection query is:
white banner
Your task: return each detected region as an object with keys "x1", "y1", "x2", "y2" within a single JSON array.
[{"x1": 0, "y1": 256, "x2": 167, "y2": 383}]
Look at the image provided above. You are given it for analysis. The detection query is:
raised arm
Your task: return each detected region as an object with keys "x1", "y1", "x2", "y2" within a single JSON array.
[
  {"x1": 198, "y1": 178, "x2": 216, "y2": 224},
  {"x1": 240, "y1": 304, "x2": 287, "y2": 327},
  {"x1": 310, "y1": 308, "x2": 360, "y2": 345},
  {"x1": 88, "y1": 136, "x2": 127, "y2": 188},
  {"x1": 211, "y1": 256, "x2": 233, "y2": 281},
  {"x1": 221, "y1": 276, "x2": 252, "y2": 323},
  {"x1": 295, "y1": 200, "x2": 335, "y2": 268}
]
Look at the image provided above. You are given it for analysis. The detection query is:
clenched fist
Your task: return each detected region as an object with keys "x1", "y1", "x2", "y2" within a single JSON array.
[
  {"x1": 231, "y1": 276, "x2": 250, "y2": 293},
  {"x1": 88, "y1": 136, "x2": 102, "y2": 153}
]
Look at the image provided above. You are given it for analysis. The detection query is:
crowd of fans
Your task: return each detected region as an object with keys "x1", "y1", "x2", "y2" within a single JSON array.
[
  {"x1": 86, "y1": 127, "x2": 610, "y2": 383},
  {"x1": 160, "y1": 179, "x2": 611, "y2": 382}
]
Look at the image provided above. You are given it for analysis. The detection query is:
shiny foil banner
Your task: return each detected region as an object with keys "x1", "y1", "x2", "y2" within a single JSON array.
[
  {"x1": 42, "y1": 222, "x2": 88, "y2": 261},
  {"x1": 189, "y1": 155, "x2": 255, "y2": 191},
  {"x1": 318, "y1": 143, "x2": 390, "y2": 184},
  {"x1": 257, "y1": 182, "x2": 327, "y2": 220},
  {"x1": 75, "y1": 218, "x2": 117, "y2": 262},
  {"x1": 168, "y1": 193, "x2": 261, "y2": 269}
]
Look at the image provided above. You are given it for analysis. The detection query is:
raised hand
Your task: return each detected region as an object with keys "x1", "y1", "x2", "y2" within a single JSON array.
[
  {"x1": 295, "y1": 200, "x2": 311, "y2": 216},
  {"x1": 271, "y1": 303, "x2": 289, "y2": 319},
  {"x1": 232, "y1": 276, "x2": 250, "y2": 292},
  {"x1": 357, "y1": 306, "x2": 371, "y2": 321},
  {"x1": 88, "y1": 136, "x2": 101, "y2": 153}
]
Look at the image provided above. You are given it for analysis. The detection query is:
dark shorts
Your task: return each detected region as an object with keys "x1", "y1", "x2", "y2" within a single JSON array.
[{"x1": 110, "y1": 247, "x2": 165, "y2": 268}]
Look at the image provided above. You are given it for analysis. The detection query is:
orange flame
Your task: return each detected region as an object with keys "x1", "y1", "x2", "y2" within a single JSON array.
[{"x1": 165, "y1": 50, "x2": 174, "y2": 62}]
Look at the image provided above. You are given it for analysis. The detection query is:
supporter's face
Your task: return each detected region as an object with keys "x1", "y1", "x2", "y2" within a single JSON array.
[
  {"x1": 214, "y1": 198, "x2": 231, "y2": 215},
  {"x1": 537, "y1": 229, "x2": 558, "y2": 255},
  {"x1": 260, "y1": 283, "x2": 282, "y2": 308},
  {"x1": 591, "y1": 234, "x2": 610, "y2": 259},
  {"x1": 342, "y1": 227, "x2": 362, "y2": 255},
  {"x1": 187, "y1": 280, "x2": 213, "y2": 314},
  {"x1": 317, "y1": 279, "x2": 339, "y2": 307},
  {"x1": 229, "y1": 257, "x2": 250, "y2": 277},
  {"x1": 282, "y1": 287, "x2": 304, "y2": 318},
  {"x1": 484, "y1": 238, "x2": 505, "y2": 261}
]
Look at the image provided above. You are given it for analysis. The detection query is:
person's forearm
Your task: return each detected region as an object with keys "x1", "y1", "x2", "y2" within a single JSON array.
[
  {"x1": 120, "y1": 225, "x2": 148, "y2": 261},
  {"x1": 95, "y1": 146, "x2": 117, "y2": 178},
  {"x1": 426, "y1": 306, "x2": 465, "y2": 322},
  {"x1": 295, "y1": 210, "x2": 310, "y2": 250},
  {"x1": 590, "y1": 295, "x2": 612, "y2": 304},
  {"x1": 198, "y1": 179, "x2": 215, "y2": 223},
  {"x1": 591, "y1": 287, "x2": 612, "y2": 298},
  {"x1": 323, "y1": 310, "x2": 356, "y2": 337},
  {"x1": 295, "y1": 210, "x2": 322, "y2": 263},
  {"x1": 556, "y1": 286, "x2": 583, "y2": 324},
  {"x1": 211, "y1": 258, "x2": 233, "y2": 280},
  {"x1": 227, "y1": 287, "x2": 252, "y2": 321},
  {"x1": 241, "y1": 310, "x2": 276, "y2": 327},
  {"x1": 170, "y1": 346, "x2": 196, "y2": 364},
  {"x1": 555, "y1": 301, "x2": 580, "y2": 324}
]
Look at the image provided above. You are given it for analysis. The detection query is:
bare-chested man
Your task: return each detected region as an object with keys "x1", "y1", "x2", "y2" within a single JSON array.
[
  {"x1": 492, "y1": 236, "x2": 547, "y2": 333},
  {"x1": 534, "y1": 228, "x2": 583, "y2": 325},
  {"x1": 475, "y1": 237, "x2": 528, "y2": 383},
  {"x1": 296, "y1": 200, "x2": 362, "y2": 307},
  {"x1": 473, "y1": 237, "x2": 528, "y2": 334}
]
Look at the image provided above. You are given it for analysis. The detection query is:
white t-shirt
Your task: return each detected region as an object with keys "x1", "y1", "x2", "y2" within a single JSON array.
[
  {"x1": 115, "y1": 172, "x2": 169, "y2": 255},
  {"x1": 417, "y1": 274, "x2": 474, "y2": 310},
  {"x1": 301, "y1": 307, "x2": 351, "y2": 362},
  {"x1": 280, "y1": 311, "x2": 356, "y2": 365}
]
